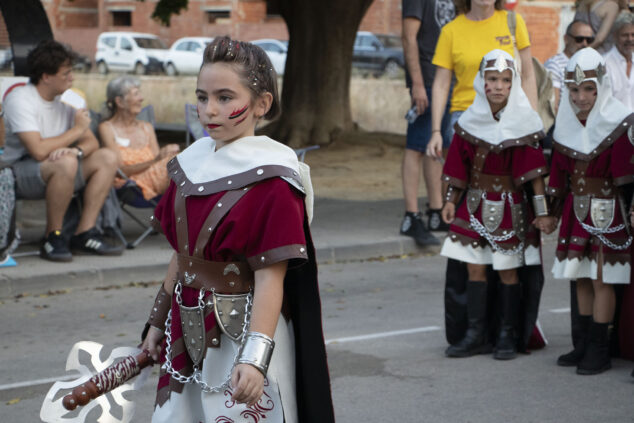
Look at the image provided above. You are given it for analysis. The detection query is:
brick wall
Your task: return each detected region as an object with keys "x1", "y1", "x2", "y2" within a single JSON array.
[
  {"x1": 41, "y1": 0, "x2": 574, "y2": 62},
  {"x1": 516, "y1": 3, "x2": 562, "y2": 63}
]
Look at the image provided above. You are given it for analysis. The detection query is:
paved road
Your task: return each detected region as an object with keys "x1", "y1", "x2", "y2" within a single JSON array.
[{"x1": 1, "y1": 251, "x2": 632, "y2": 422}]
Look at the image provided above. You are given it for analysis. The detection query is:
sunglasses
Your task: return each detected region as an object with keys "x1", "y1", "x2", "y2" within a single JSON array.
[{"x1": 570, "y1": 35, "x2": 595, "y2": 44}]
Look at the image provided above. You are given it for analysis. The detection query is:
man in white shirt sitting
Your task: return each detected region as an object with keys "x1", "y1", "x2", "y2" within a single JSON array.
[
  {"x1": 605, "y1": 12, "x2": 634, "y2": 110},
  {"x1": 2, "y1": 40, "x2": 121, "y2": 261},
  {"x1": 544, "y1": 20, "x2": 594, "y2": 114}
]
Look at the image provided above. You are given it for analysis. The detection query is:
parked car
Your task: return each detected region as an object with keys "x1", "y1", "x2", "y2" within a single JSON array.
[
  {"x1": 95, "y1": 32, "x2": 167, "y2": 75},
  {"x1": 163, "y1": 37, "x2": 213, "y2": 76},
  {"x1": 251, "y1": 39, "x2": 288, "y2": 75},
  {"x1": 352, "y1": 31, "x2": 404, "y2": 77},
  {"x1": 73, "y1": 54, "x2": 91, "y2": 73}
]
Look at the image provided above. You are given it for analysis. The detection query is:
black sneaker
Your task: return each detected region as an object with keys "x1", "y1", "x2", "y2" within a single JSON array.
[
  {"x1": 400, "y1": 212, "x2": 440, "y2": 247},
  {"x1": 40, "y1": 230, "x2": 72, "y2": 262},
  {"x1": 70, "y1": 227, "x2": 123, "y2": 256},
  {"x1": 426, "y1": 207, "x2": 450, "y2": 232}
]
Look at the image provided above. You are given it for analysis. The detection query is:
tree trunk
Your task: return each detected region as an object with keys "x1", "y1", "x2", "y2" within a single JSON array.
[{"x1": 268, "y1": 0, "x2": 373, "y2": 147}]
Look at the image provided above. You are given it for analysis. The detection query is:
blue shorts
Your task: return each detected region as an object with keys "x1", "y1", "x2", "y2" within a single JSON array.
[{"x1": 406, "y1": 86, "x2": 453, "y2": 153}]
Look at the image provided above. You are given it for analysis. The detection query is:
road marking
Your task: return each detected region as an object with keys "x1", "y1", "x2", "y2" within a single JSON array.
[
  {"x1": 3, "y1": 326, "x2": 442, "y2": 391},
  {"x1": 325, "y1": 326, "x2": 441, "y2": 345},
  {"x1": 549, "y1": 307, "x2": 571, "y2": 314},
  {"x1": 0, "y1": 374, "x2": 79, "y2": 391}
]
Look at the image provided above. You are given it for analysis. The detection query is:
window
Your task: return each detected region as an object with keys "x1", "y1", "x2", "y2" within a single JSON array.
[
  {"x1": 111, "y1": 11, "x2": 131, "y2": 26},
  {"x1": 267, "y1": 0, "x2": 282, "y2": 17},
  {"x1": 175, "y1": 41, "x2": 189, "y2": 51},
  {"x1": 190, "y1": 42, "x2": 204, "y2": 52},
  {"x1": 120, "y1": 37, "x2": 132, "y2": 51},
  {"x1": 134, "y1": 38, "x2": 167, "y2": 49},
  {"x1": 206, "y1": 10, "x2": 230, "y2": 24},
  {"x1": 102, "y1": 36, "x2": 116, "y2": 48}
]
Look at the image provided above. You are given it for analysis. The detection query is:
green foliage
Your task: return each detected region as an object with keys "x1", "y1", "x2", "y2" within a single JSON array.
[{"x1": 139, "y1": 0, "x2": 189, "y2": 26}]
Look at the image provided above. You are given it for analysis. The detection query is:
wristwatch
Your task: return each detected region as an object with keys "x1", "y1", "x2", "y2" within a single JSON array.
[{"x1": 75, "y1": 147, "x2": 84, "y2": 159}]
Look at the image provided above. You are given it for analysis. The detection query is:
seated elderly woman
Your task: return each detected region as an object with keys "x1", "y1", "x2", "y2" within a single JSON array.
[{"x1": 98, "y1": 76, "x2": 179, "y2": 200}]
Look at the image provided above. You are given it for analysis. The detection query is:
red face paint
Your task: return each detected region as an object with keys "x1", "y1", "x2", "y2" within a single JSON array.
[
  {"x1": 229, "y1": 104, "x2": 249, "y2": 119},
  {"x1": 485, "y1": 83, "x2": 492, "y2": 94},
  {"x1": 233, "y1": 115, "x2": 248, "y2": 126}
]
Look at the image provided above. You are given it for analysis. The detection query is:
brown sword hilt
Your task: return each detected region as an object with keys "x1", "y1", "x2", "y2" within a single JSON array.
[{"x1": 62, "y1": 350, "x2": 153, "y2": 410}]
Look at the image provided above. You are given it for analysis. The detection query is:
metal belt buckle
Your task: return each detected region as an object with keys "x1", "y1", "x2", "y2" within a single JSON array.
[
  {"x1": 590, "y1": 198, "x2": 615, "y2": 230},
  {"x1": 482, "y1": 198, "x2": 505, "y2": 233},
  {"x1": 212, "y1": 292, "x2": 250, "y2": 342}
]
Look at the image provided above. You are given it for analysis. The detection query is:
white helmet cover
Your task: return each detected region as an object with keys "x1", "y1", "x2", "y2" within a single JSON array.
[
  {"x1": 553, "y1": 47, "x2": 634, "y2": 160},
  {"x1": 456, "y1": 49, "x2": 544, "y2": 150}
]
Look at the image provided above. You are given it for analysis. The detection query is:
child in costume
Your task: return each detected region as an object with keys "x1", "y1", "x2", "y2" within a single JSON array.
[
  {"x1": 141, "y1": 37, "x2": 335, "y2": 422},
  {"x1": 440, "y1": 49, "x2": 551, "y2": 360},
  {"x1": 539, "y1": 47, "x2": 634, "y2": 375}
]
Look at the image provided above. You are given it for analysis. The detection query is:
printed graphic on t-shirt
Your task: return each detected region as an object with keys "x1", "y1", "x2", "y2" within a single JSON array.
[
  {"x1": 435, "y1": 0, "x2": 455, "y2": 27},
  {"x1": 496, "y1": 35, "x2": 511, "y2": 46}
]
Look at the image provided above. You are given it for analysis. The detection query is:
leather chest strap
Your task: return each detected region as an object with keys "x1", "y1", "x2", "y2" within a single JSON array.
[
  {"x1": 193, "y1": 186, "x2": 253, "y2": 258},
  {"x1": 174, "y1": 189, "x2": 189, "y2": 254},
  {"x1": 472, "y1": 145, "x2": 489, "y2": 173}
]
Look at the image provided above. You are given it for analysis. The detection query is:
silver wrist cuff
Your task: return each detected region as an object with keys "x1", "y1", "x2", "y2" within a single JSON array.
[
  {"x1": 532, "y1": 195, "x2": 549, "y2": 217},
  {"x1": 237, "y1": 331, "x2": 275, "y2": 376}
]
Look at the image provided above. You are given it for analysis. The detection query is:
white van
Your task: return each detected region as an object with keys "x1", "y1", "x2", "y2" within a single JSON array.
[{"x1": 95, "y1": 32, "x2": 168, "y2": 74}]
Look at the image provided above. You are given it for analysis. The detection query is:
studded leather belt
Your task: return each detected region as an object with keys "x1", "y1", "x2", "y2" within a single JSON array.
[
  {"x1": 570, "y1": 175, "x2": 615, "y2": 197},
  {"x1": 470, "y1": 172, "x2": 516, "y2": 193},
  {"x1": 175, "y1": 253, "x2": 254, "y2": 294}
]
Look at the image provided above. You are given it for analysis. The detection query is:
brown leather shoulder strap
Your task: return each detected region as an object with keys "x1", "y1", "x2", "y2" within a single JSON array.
[
  {"x1": 174, "y1": 188, "x2": 189, "y2": 254},
  {"x1": 193, "y1": 186, "x2": 253, "y2": 258},
  {"x1": 473, "y1": 145, "x2": 489, "y2": 172}
]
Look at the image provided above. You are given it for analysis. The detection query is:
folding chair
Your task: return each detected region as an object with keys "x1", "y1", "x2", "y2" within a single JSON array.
[
  {"x1": 114, "y1": 172, "x2": 160, "y2": 249},
  {"x1": 185, "y1": 103, "x2": 207, "y2": 147},
  {"x1": 111, "y1": 104, "x2": 161, "y2": 249},
  {"x1": 184, "y1": 103, "x2": 319, "y2": 162}
]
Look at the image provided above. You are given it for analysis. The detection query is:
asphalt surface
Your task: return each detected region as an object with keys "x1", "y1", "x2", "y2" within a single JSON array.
[
  {"x1": 1, "y1": 198, "x2": 632, "y2": 422},
  {"x1": 1, "y1": 251, "x2": 633, "y2": 422}
]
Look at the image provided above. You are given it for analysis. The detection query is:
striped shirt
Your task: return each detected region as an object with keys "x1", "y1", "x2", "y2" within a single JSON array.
[{"x1": 544, "y1": 52, "x2": 569, "y2": 89}]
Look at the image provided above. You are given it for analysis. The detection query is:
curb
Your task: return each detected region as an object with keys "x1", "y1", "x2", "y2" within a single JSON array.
[{"x1": 0, "y1": 237, "x2": 439, "y2": 299}]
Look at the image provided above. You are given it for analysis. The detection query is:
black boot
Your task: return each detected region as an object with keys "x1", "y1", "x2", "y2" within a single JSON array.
[
  {"x1": 494, "y1": 283, "x2": 521, "y2": 360},
  {"x1": 557, "y1": 315, "x2": 591, "y2": 367},
  {"x1": 576, "y1": 321, "x2": 611, "y2": 375},
  {"x1": 446, "y1": 282, "x2": 491, "y2": 357}
]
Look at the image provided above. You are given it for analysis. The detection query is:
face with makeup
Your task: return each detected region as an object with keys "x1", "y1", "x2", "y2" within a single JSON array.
[
  {"x1": 483, "y1": 69, "x2": 512, "y2": 113},
  {"x1": 567, "y1": 80, "x2": 597, "y2": 120},
  {"x1": 196, "y1": 62, "x2": 272, "y2": 149}
]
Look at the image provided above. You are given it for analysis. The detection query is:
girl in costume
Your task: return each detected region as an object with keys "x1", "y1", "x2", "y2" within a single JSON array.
[
  {"x1": 539, "y1": 47, "x2": 634, "y2": 375},
  {"x1": 440, "y1": 49, "x2": 551, "y2": 360},
  {"x1": 141, "y1": 37, "x2": 334, "y2": 422}
]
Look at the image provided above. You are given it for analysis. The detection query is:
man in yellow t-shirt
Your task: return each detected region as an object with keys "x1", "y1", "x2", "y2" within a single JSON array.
[{"x1": 433, "y1": 9, "x2": 531, "y2": 114}]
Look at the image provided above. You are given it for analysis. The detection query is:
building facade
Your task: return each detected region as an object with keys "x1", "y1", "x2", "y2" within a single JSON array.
[{"x1": 0, "y1": 0, "x2": 575, "y2": 64}]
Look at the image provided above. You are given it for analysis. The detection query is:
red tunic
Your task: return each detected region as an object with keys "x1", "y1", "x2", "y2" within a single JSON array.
[
  {"x1": 152, "y1": 177, "x2": 308, "y2": 395},
  {"x1": 442, "y1": 134, "x2": 548, "y2": 250},
  {"x1": 548, "y1": 132, "x2": 634, "y2": 267}
]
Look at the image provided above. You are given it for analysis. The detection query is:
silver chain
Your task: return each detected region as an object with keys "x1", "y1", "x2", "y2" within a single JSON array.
[
  {"x1": 579, "y1": 220, "x2": 633, "y2": 250},
  {"x1": 469, "y1": 191, "x2": 525, "y2": 257},
  {"x1": 162, "y1": 282, "x2": 253, "y2": 392}
]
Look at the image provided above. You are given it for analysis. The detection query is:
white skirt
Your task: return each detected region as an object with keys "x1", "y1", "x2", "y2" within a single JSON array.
[
  {"x1": 152, "y1": 316, "x2": 297, "y2": 423},
  {"x1": 441, "y1": 237, "x2": 541, "y2": 270},
  {"x1": 552, "y1": 257, "x2": 631, "y2": 284}
]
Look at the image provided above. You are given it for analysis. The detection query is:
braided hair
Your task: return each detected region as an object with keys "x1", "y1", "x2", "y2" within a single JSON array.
[{"x1": 201, "y1": 36, "x2": 281, "y2": 121}]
